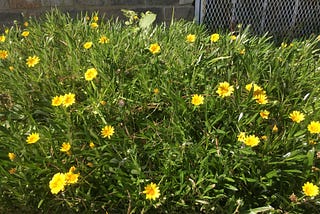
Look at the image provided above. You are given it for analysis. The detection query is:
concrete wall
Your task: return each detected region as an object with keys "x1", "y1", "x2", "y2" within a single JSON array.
[{"x1": 0, "y1": 0, "x2": 195, "y2": 26}]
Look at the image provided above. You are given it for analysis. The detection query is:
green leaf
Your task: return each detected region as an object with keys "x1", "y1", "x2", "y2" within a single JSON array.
[
  {"x1": 224, "y1": 183, "x2": 238, "y2": 191},
  {"x1": 266, "y1": 170, "x2": 278, "y2": 179},
  {"x1": 139, "y1": 11, "x2": 156, "y2": 29},
  {"x1": 247, "y1": 205, "x2": 274, "y2": 214}
]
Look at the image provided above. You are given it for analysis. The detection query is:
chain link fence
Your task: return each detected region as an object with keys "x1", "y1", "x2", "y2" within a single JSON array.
[{"x1": 195, "y1": 0, "x2": 320, "y2": 40}]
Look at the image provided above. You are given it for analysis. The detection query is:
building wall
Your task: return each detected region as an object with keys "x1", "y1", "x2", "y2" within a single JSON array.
[{"x1": 0, "y1": 0, "x2": 195, "y2": 26}]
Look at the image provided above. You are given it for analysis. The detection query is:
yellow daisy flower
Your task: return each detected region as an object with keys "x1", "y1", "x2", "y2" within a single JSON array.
[
  {"x1": 0, "y1": 35, "x2": 5, "y2": 42},
  {"x1": 244, "y1": 135, "x2": 260, "y2": 147},
  {"x1": 210, "y1": 33, "x2": 220, "y2": 42},
  {"x1": 289, "y1": 111, "x2": 305, "y2": 123},
  {"x1": 90, "y1": 22, "x2": 99, "y2": 29},
  {"x1": 153, "y1": 88, "x2": 159, "y2": 95},
  {"x1": 0, "y1": 50, "x2": 8, "y2": 59},
  {"x1": 149, "y1": 43, "x2": 161, "y2": 54},
  {"x1": 60, "y1": 142, "x2": 71, "y2": 153},
  {"x1": 101, "y1": 125, "x2": 115, "y2": 139},
  {"x1": 83, "y1": 41, "x2": 93, "y2": 49},
  {"x1": 26, "y1": 133, "x2": 40, "y2": 144},
  {"x1": 143, "y1": 182, "x2": 160, "y2": 200},
  {"x1": 85, "y1": 68, "x2": 98, "y2": 81},
  {"x1": 216, "y1": 81, "x2": 234, "y2": 97},
  {"x1": 254, "y1": 94, "x2": 268, "y2": 104},
  {"x1": 62, "y1": 93, "x2": 75, "y2": 107},
  {"x1": 230, "y1": 35, "x2": 237, "y2": 41},
  {"x1": 186, "y1": 34, "x2": 196, "y2": 43},
  {"x1": 89, "y1": 142, "x2": 95, "y2": 148},
  {"x1": 49, "y1": 173, "x2": 66, "y2": 194},
  {"x1": 21, "y1": 31, "x2": 30, "y2": 37},
  {"x1": 260, "y1": 110, "x2": 270, "y2": 119},
  {"x1": 26, "y1": 56, "x2": 40, "y2": 67},
  {"x1": 308, "y1": 121, "x2": 320, "y2": 134},
  {"x1": 8, "y1": 152, "x2": 16, "y2": 161},
  {"x1": 237, "y1": 132, "x2": 246, "y2": 143},
  {"x1": 93, "y1": 15, "x2": 99, "y2": 22},
  {"x1": 302, "y1": 182, "x2": 319, "y2": 197},
  {"x1": 65, "y1": 166, "x2": 80, "y2": 185},
  {"x1": 99, "y1": 36, "x2": 109, "y2": 44},
  {"x1": 191, "y1": 94, "x2": 204, "y2": 106},
  {"x1": 51, "y1": 95, "x2": 64, "y2": 106}
]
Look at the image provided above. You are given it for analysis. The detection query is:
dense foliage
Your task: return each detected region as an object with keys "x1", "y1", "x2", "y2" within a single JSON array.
[{"x1": 1, "y1": 9, "x2": 320, "y2": 213}]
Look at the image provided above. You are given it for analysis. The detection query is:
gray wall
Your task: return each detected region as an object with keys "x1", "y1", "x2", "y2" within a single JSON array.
[{"x1": 0, "y1": 0, "x2": 195, "y2": 26}]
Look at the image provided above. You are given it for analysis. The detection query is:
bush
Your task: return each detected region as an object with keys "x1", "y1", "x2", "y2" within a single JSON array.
[{"x1": 1, "y1": 9, "x2": 320, "y2": 213}]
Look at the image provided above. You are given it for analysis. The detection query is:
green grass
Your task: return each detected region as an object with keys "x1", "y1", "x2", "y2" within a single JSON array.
[{"x1": 1, "y1": 9, "x2": 320, "y2": 213}]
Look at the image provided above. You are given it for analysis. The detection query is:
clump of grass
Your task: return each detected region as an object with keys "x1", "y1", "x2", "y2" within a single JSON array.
[{"x1": 1, "y1": 9, "x2": 320, "y2": 213}]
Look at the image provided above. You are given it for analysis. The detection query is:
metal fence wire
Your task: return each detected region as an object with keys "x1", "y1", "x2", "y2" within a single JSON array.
[{"x1": 195, "y1": 0, "x2": 320, "y2": 39}]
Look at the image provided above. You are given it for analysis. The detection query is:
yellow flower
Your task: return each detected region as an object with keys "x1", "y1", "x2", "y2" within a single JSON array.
[
  {"x1": 289, "y1": 111, "x2": 305, "y2": 123},
  {"x1": 309, "y1": 140, "x2": 317, "y2": 145},
  {"x1": 5, "y1": 29, "x2": 9, "y2": 34},
  {"x1": 186, "y1": 34, "x2": 196, "y2": 43},
  {"x1": 230, "y1": 35, "x2": 237, "y2": 41},
  {"x1": 65, "y1": 166, "x2": 80, "y2": 185},
  {"x1": 21, "y1": 31, "x2": 29, "y2": 37},
  {"x1": 261, "y1": 135, "x2": 268, "y2": 141},
  {"x1": 60, "y1": 142, "x2": 71, "y2": 153},
  {"x1": 26, "y1": 55, "x2": 40, "y2": 67},
  {"x1": 89, "y1": 142, "x2": 95, "y2": 148},
  {"x1": 99, "y1": 36, "x2": 109, "y2": 44},
  {"x1": 0, "y1": 35, "x2": 5, "y2": 42},
  {"x1": 83, "y1": 41, "x2": 93, "y2": 49},
  {"x1": 101, "y1": 125, "x2": 115, "y2": 139},
  {"x1": 8, "y1": 152, "x2": 16, "y2": 161},
  {"x1": 260, "y1": 110, "x2": 270, "y2": 119},
  {"x1": 49, "y1": 173, "x2": 66, "y2": 194},
  {"x1": 239, "y1": 49, "x2": 245, "y2": 55},
  {"x1": 281, "y1": 42, "x2": 287, "y2": 49},
  {"x1": 149, "y1": 43, "x2": 161, "y2": 54},
  {"x1": 26, "y1": 133, "x2": 40, "y2": 144},
  {"x1": 272, "y1": 125, "x2": 278, "y2": 133},
  {"x1": 9, "y1": 66, "x2": 14, "y2": 71},
  {"x1": 85, "y1": 68, "x2": 98, "y2": 81},
  {"x1": 51, "y1": 95, "x2": 64, "y2": 106},
  {"x1": 23, "y1": 21, "x2": 29, "y2": 27},
  {"x1": 237, "y1": 132, "x2": 246, "y2": 143},
  {"x1": 254, "y1": 94, "x2": 268, "y2": 104},
  {"x1": 302, "y1": 182, "x2": 319, "y2": 197},
  {"x1": 246, "y1": 83, "x2": 266, "y2": 98},
  {"x1": 191, "y1": 94, "x2": 204, "y2": 106},
  {"x1": 93, "y1": 15, "x2": 99, "y2": 22},
  {"x1": 90, "y1": 22, "x2": 99, "y2": 29},
  {"x1": 245, "y1": 83, "x2": 261, "y2": 92},
  {"x1": 0, "y1": 50, "x2": 8, "y2": 59},
  {"x1": 143, "y1": 182, "x2": 160, "y2": 200},
  {"x1": 216, "y1": 81, "x2": 234, "y2": 97},
  {"x1": 62, "y1": 93, "x2": 76, "y2": 107},
  {"x1": 244, "y1": 135, "x2": 260, "y2": 147},
  {"x1": 9, "y1": 168, "x2": 16, "y2": 174},
  {"x1": 210, "y1": 33, "x2": 220, "y2": 42},
  {"x1": 308, "y1": 121, "x2": 320, "y2": 134},
  {"x1": 153, "y1": 88, "x2": 159, "y2": 94},
  {"x1": 100, "y1": 100, "x2": 107, "y2": 106}
]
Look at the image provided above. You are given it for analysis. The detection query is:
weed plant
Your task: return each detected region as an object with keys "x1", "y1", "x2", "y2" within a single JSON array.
[{"x1": 1, "y1": 9, "x2": 320, "y2": 213}]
